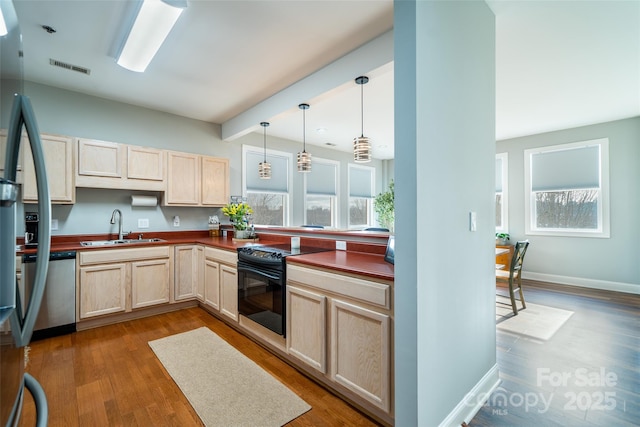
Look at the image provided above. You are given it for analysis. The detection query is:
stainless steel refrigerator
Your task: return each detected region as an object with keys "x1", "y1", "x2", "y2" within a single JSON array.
[{"x1": 1, "y1": 0, "x2": 50, "y2": 424}]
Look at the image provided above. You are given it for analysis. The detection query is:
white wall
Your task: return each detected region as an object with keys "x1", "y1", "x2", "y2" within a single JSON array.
[
  {"x1": 395, "y1": 1, "x2": 497, "y2": 425},
  {"x1": 16, "y1": 81, "x2": 385, "y2": 234},
  {"x1": 497, "y1": 116, "x2": 640, "y2": 292}
]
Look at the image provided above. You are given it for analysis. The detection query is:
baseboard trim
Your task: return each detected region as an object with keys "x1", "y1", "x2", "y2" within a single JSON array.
[
  {"x1": 523, "y1": 272, "x2": 639, "y2": 295},
  {"x1": 439, "y1": 364, "x2": 501, "y2": 427}
]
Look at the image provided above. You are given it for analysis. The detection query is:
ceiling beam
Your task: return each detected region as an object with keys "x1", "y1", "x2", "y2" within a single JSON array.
[{"x1": 221, "y1": 29, "x2": 393, "y2": 141}]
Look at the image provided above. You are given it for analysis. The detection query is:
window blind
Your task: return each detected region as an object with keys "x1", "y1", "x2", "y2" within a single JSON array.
[
  {"x1": 245, "y1": 150, "x2": 289, "y2": 193},
  {"x1": 532, "y1": 145, "x2": 600, "y2": 191},
  {"x1": 349, "y1": 166, "x2": 374, "y2": 198},
  {"x1": 495, "y1": 157, "x2": 503, "y2": 192},
  {"x1": 307, "y1": 161, "x2": 337, "y2": 195}
]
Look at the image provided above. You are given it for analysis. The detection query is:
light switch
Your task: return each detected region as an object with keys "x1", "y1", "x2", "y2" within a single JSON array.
[{"x1": 469, "y1": 211, "x2": 477, "y2": 232}]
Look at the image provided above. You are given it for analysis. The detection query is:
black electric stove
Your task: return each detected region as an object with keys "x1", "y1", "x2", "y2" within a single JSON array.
[{"x1": 236, "y1": 244, "x2": 330, "y2": 336}]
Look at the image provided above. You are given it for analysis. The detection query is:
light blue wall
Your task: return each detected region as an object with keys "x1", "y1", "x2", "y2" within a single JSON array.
[
  {"x1": 395, "y1": 1, "x2": 496, "y2": 425},
  {"x1": 16, "y1": 81, "x2": 385, "y2": 235},
  {"x1": 497, "y1": 116, "x2": 640, "y2": 290}
]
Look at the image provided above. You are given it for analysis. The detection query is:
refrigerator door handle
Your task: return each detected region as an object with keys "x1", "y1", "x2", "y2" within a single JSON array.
[{"x1": 6, "y1": 95, "x2": 52, "y2": 347}]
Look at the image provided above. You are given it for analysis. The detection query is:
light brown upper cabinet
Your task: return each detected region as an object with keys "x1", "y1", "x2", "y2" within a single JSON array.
[
  {"x1": 23, "y1": 133, "x2": 75, "y2": 204},
  {"x1": 165, "y1": 151, "x2": 229, "y2": 207},
  {"x1": 76, "y1": 138, "x2": 165, "y2": 191},
  {"x1": 0, "y1": 129, "x2": 23, "y2": 183}
]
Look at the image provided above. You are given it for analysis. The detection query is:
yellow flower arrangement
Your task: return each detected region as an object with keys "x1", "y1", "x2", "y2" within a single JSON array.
[{"x1": 222, "y1": 202, "x2": 253, "y2": 230}]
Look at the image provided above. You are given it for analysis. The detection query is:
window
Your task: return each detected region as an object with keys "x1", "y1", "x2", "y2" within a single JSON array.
[
  {"x1": 348, "y1": 164, "x2": 375, "y2": 228},
  {"x1": 305, "y1": 158, "x2": 338, "y2": 227},
  {"x1": 524, "y1": 138, "x2": 610, "y2": 237},
  {"x1": 243, "y1": 146, "x2": 292, "y2": 226},
  {"x1": 495, "y1": 153, "x2": 508, "y2": 232}
]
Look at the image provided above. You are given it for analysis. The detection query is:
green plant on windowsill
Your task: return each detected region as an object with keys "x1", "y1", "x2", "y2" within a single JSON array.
[
  {"x1": 374, "y1": 179, "x2": 394, "y2": 233},
  {"x1": 496, "y1": 232, "x2": 510, "y2": 245}
]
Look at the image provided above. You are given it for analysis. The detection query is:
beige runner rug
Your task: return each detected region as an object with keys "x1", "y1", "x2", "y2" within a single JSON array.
[
  {"x1": 496, "y1": 296, "x2": 574, "y2": 341},
  {"x1": 149, "y1": 327, "x2": 311, "y2": 426}
]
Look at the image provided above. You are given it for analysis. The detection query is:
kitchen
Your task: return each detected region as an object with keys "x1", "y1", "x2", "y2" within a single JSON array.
[{"x1": 3, "y1": 1, "x2": 638, "y2": 426}]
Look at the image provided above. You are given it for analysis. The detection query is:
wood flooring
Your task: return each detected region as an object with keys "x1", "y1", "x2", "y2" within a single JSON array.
[
  {"x1": 471, "y1": 280, "x2": 640, "y2": 427},
  {"x1": 19, "y1": 280, "x2": 639, "y2": 426},
  {"x1": 19, "y1": 308, "x2": 379, "y2": 426}
]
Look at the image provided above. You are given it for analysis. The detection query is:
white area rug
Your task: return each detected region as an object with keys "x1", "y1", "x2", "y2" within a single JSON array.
[
  {"x1": 149, "y1": 327, "x2": 311, "y2": 426},
  {"x1": 496, "y1": 296, "x2": 574, "y2": 341}
]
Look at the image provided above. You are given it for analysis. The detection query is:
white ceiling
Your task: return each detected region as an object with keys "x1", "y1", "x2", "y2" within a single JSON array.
[{"x1": 11, "y1": 1, "x2": 640, "y2": 161}]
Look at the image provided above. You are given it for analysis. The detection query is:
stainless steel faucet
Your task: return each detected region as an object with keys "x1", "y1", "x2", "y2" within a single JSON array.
[{"x1": 110, "y1": 209, "x2": 124, "y2": 240}]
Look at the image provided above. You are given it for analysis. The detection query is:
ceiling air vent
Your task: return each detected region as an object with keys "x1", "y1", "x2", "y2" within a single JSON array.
[{"x1": 49, "y1": 58, "x2": 91, "y2": 75}]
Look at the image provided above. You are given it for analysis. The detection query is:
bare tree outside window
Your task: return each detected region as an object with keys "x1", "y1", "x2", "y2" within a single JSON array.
[
  {"x1": 349, "y1": 197, "x2": 370, "y2": 227},
  {"x1": 246, "y1": 193, "x2": 285, "y2": 226},
  {"x1": 535, "y1": 189, "x2": 598, "y2": 229},
  {"x1": 306, "y1": 195, "x2": 332, "y2": 226}
]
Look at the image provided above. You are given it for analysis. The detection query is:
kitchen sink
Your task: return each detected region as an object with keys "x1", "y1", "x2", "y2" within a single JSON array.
[{"x1": 80, "y1": 238, "x2": 165, "y2": 247}]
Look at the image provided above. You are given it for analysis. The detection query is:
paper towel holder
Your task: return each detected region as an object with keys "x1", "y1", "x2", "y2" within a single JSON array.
[{"x1": 131, "y1": 195, "x2": 158, "y2": 207}]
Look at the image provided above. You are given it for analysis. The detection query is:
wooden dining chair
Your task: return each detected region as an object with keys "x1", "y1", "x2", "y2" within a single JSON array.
[{"x1": 496, "y1": 240, "x2": 530, "y2": 315}]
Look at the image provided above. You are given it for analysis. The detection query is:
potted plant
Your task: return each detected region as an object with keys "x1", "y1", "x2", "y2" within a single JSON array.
[
  {"x1": 374, "y1": 180, "x2": 394, "y2": 233},
  {"x1": 222, "y1": 202, "x2": 253, "y2": 238},
  {"x1": 495, "y1": 232, "x2": 510, "y2": 245}
]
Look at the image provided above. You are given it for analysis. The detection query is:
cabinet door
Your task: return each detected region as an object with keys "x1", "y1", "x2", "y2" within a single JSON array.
[
  {"x1": 79, "y1": 263, "x2": 128, "y2": 319},
  {"x1": 0, "y1": 129, "x2": 23, "y2": 182},
  {"x1": 201, "y1": 156, "x2": 229, "y2": 206},
  {"x1": 330, "y1": 299, "x2": 390, "y2": 412},
  {"x1": 196, "y1": 246, "x2": 205, "y2": 302},
  {"x1": 127, "y1": 145, "x2": 164, "y2": 182},
  {"x1": 219, "y1": 264, "x2": 238, "y2": 321},
  {"x1": 166, "y1": 152, "x2": 200, "y2": 205},
  {"x1": 287, "y1": 286, "x2": 327, "y2": 373},
  {"x1": 204, "y1": 259, "x2": 220, "y2": 310},
  {"x1": 131, "y1": 259, "x2": 170, "y2": 309},
  {"x1": 174, "y1": 245, "x2": 197, "y2": 301},
  {"x1": 23, "y1": 133, "x2": 75, "y2": 203},
  {"x1": 77, "y1": 139, "x2": 123, "y2": 178}
]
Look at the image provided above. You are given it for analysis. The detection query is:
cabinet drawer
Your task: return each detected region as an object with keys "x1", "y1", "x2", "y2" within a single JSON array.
[
  {"x1": 204, "y1": 246, "x2": 237, "y2": 265},
  {"x1": 287, "y1": 264, "x2": 390, "y2": 309},
  {"x1": 79, "y1": 246, "x2": 170, "y2": 265}
]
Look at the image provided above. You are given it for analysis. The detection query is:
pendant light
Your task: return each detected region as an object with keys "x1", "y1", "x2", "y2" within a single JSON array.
[
  {"x1": 297, "y1": 103, "x2": 312, "y2": 172},
  {"x1": 258, "y1": 121, "x2": 271, "y2": 179},
  {"x1": 353, "y1": 75, "x2": 372, "y2": 163}
]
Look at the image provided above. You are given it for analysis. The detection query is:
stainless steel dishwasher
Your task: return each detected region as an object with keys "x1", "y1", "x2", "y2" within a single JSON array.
[{"x1": 22, "y1": 250, "x2": 76, "y2": 340}]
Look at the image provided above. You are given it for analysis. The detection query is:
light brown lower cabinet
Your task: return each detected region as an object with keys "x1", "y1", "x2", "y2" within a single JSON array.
[
  {"x1": 286, "y1": 264, "x2": 393, "y2": 416},
  {"x1": 174, "y1": 245, "x2": 199, "y2": 301},
  {"x1": 203, "y1": 247, "x2": 238, "y2": 321},
  {"x1": 78, "y1": 246, "x2": 171, "y2": 320}
]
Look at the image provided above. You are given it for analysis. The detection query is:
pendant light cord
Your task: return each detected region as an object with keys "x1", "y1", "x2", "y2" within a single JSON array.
[
  {"x1": 303, "y1": 107, "x2": 306, "y2": 152},
  {"x1": 360, "y1": 80, "x2": 364, "y2": 138},
  {"x1": 263, "y1": 125, "x2": 267, "y2": 161}
]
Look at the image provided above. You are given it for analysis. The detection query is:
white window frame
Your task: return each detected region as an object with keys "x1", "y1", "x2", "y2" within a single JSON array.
[
  {"x1": 496, "y1": 152, "x2": 508, "y2": 233},
  {"x1": 242, "y1": 145, "x2": 292, "y2": 227},
  {"x1": 304, "y1": 157, "x2": 339, "y2": 228},
  {"x1": 348, "y1": 163, "x2": 375, "y2": 229},
  {"x1": 524, "y1": 138, "x2": 610, "y2": 238}
]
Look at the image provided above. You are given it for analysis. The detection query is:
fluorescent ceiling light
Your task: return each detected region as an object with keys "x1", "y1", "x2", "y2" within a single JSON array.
[
  {"x1": 0, "y1": 5, "x2": 8, "y2": 36},
  {"x1": 117, "y1": 0, "x2": 187, "y2": 72}
]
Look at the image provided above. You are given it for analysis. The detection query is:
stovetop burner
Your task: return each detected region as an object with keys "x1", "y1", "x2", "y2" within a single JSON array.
[{"x1": 237, "y1": 244, "x2": 330, "y2": 262}]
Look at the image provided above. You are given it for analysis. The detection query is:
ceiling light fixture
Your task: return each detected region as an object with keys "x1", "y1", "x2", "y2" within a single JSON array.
[
  {"x1": 297, "y1": 103, "x2": 312, "y2": 172},
  {"x1": 353, "y1": 75, "x2": 372, "y2": 163},
  {"x1": 116, "y1": 0, "x2": 187, "y2": 72},
  {"x1": 259, "y1": 121, "x2": 271, "y2": 179},
  {"x1": 0, "y1": 6, "x2": 8, "y2": 36}
]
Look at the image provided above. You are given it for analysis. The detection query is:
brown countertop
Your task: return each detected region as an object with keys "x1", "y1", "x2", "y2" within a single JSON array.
[
  {"x1": 286, "y1": 250, "x2": 394, "y2": 282},
  {"x1": 16, "y1": 231, "x2": 394, "y2": 281}
]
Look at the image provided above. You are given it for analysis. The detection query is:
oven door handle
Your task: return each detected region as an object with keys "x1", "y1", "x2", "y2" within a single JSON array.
[{"x1": 237, "y1": 265, "x2": 281, "y2": 282}]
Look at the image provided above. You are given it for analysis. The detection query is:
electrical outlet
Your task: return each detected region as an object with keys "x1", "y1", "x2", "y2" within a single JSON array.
[
  {"x1": 336, "y1": 240, "x2": 347, "y2": 251},
  {"x1": 138, "y1": 218, "x2": 149, "y2": 228},
  {"x1": 173, "y1": 216, "x2": 180, "y2": 227},
  {"x1": 51, "y1": 219, "x2": 58, "y2": 230}
]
